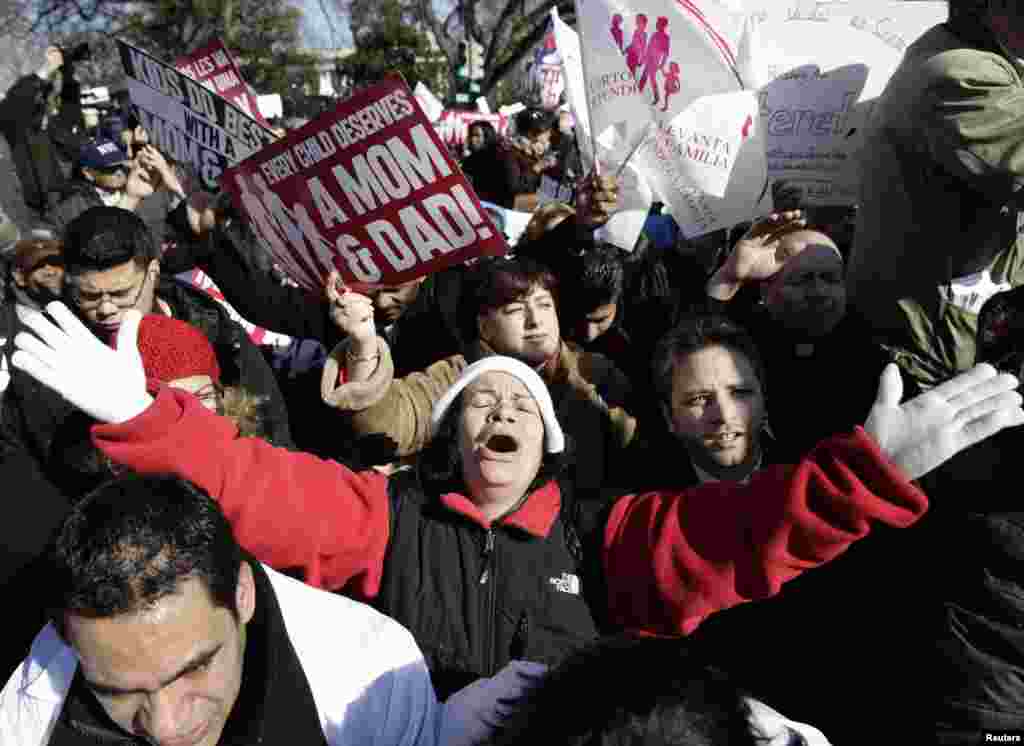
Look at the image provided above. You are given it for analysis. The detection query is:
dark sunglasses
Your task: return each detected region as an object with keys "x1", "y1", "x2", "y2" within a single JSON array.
[{"x1": 93, "y1": 163, "x2": 129, "y2": 177}]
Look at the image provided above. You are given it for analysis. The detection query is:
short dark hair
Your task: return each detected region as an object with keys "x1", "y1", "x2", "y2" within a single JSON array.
[
  {"x1": 48, "y1": 475, "x2": 243, "y2": 629},
  {"x1": 488, "y1": 635, "x2": 760, "y2": 746},
  {"x1": 464, "y1": 256, "x2": 560, "y2": 340},
  {"x1": 61, "y1": 206, "x2": 156, "y2": 274},
  {"x1": 469, "y1": 121, "x2": 498, "y2": 148},
  {"x1": 652, "y1": 314, "x2": 767, "y2": 405},
  {"x1": 561, "y1": 245, "x2": 625, "y2": 318}
]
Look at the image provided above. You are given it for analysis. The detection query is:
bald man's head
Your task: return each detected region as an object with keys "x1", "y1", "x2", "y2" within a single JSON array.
[{"x1": 762, "y1": 230, "x2": 846, "y2": 339}]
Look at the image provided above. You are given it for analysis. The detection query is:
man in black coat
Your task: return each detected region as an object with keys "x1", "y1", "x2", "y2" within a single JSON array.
[{"x1": 0, "y1": 46, "x2": 85, "y2": 215}]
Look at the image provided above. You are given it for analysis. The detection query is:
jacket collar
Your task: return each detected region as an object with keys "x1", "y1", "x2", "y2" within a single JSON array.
[
  {"x1": 440, "y1": 479, "x2": 562, "y2": 537},
  {"x1": 51, "y1": 560, "x2": 327, "y2": 746},
  {"x1": 469, "y1": 338, "x2": 569, "y2": 382}
]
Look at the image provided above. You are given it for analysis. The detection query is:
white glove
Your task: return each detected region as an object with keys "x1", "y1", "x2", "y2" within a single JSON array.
[
  {"x1": 12, "y1": 303, "x2": 153, "y2": 424},
  {"x1": 441, "y1": 660, "x2": 547, "y2": 746},
  {"x1": 0, "y1": 341, "x2": 9, "y2": 394},
  {"x1": 864, "y1": 362, "x2": 1024, "y2": 480}
]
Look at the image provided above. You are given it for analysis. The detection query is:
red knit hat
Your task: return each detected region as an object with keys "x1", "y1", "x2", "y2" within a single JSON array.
[{"x1": 131, "y1": 315, "x2": 221, "y2": 384}]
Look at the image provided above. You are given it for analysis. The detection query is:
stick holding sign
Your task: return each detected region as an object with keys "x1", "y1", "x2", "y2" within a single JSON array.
[{"x1": 224, "y1": 77, "x2": 507, "y2": 292}]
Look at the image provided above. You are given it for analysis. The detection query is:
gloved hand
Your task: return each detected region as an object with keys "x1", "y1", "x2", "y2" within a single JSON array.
[
  {"x1": 864, "y1": 362, "x2": 1024, "y2": 480},
  {"x1": 12, "y1": 303, "x2": 153, "y2": 424},
  {"x1": 441, "y1": 660, "x2": 547, "y2": 746}
]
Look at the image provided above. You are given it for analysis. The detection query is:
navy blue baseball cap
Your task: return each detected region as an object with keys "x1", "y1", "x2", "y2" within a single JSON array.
[{"x1": 78, "y1": 139, "x2": 129, "y2": 170}]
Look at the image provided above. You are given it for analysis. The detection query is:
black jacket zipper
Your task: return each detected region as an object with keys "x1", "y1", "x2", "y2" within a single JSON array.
[{"x1": 479, "y1": 528, "x2": 497, "y2": 674}]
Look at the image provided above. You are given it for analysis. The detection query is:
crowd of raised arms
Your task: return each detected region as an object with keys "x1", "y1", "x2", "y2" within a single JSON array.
[{"x1": 1, "y1": 2, "x2": 1024, "y2": 745}]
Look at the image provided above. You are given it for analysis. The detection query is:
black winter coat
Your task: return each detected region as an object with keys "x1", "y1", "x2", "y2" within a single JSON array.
[
  {"x1": 0, "y1": 73, "x2": 84, "y2": 212},
  {"x1": 372, "y1": 468, "x2": 609, "y2": 700}
]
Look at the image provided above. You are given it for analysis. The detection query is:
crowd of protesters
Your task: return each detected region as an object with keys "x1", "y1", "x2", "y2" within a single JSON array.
[{"x1": 2, "y1": 2, "x2": 1024, "y2": 745}]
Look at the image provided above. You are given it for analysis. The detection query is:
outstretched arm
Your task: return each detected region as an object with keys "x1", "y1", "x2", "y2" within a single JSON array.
[
  {"x1": 11, "y1": 304, "x2": 391, "y2": 596},
  {"x1": 602, "y1": 363, "x2": 1024, "y2": 635}
]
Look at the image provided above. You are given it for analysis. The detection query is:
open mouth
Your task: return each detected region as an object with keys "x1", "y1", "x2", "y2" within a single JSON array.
[
  {"x1": 705, "y1": 432, "x2": 743, "y2": 446},
  {"x1": 485, "y1": 433, "x2": 520, "y2": 454}
]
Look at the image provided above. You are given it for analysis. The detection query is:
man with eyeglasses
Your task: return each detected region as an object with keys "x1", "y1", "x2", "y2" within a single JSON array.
[{"x1": 0, "y1": 206, "x2": 294, "y2": 505}]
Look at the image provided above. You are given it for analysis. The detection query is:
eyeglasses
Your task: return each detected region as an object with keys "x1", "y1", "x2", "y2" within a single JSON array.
[{"x1": 66, "y1": 271, "x2": 150, "y2": 311}]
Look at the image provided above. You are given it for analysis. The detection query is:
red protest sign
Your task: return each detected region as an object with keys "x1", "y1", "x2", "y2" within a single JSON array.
[
  {"x1": 176, "y1": 39, "x2": 267, "y2": 126},
  {"x1": 223, "y1": 77, "x2": 507, "y2": 291},
  {"x1": 436, "y1": 110, "x2": 508, "y2": 150}
]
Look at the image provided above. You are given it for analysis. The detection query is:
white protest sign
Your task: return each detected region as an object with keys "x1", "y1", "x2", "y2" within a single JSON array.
[
  {"x1": 575, "y1": 0, "x2": 744, "y2": 150},
  {"x1": 637, "y1": 89, "x2": 766, "y2": 237},
  {"x1": 551, "y1": 8, "x2": 594, "y2": 171},
  {"x1": 414, "y1": 82, "x2": 445, "y2": 122},
  {"x1": 737, "y1": 0, "x2": 946, "y2": 204}
]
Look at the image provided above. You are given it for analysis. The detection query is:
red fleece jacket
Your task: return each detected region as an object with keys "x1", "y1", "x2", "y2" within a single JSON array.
[{"x1": 93, "y1": 388, "x2": 929, "y2": 636}]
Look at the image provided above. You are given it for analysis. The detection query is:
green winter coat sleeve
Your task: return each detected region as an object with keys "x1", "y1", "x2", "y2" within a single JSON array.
[{"x1": 922, "y1": 48, "x2": 1024, "y2": 200}]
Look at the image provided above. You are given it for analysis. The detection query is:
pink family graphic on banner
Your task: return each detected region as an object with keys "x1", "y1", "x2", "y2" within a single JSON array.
[{"x1": 611, "y1": 13, "x2": 679, "y2": 112}]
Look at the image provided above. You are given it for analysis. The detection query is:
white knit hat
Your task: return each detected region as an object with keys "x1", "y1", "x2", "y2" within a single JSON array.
[{"x1": 431, "y1": 356, "x2": 566, "y2": 454}]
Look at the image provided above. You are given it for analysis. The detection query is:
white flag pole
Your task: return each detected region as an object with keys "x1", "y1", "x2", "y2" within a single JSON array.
[{"x1": 568, "y1": 1, "x2": 601, "y2": 176}]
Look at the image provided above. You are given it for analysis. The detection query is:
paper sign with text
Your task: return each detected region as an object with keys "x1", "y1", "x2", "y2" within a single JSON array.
[
  {"x1": 637, "y1": 89, "x2": 767, "y2": 237},
  {"x1": 737, "y1": 1, "x2": 946, "y2": 205},
  {"x1": 175, "y1": 39, "x2": 267, "y2": 126},
  {"x1": 223, "y1": 77, "x2": 507, "y2": 291},
  {"x1": 118, "y1": 40, "x2": 278, "y2": 192}
]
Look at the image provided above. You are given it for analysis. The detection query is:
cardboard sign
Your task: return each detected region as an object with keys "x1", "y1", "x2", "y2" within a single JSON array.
[
  {"x1": 118, "y1": 41, "x2": 278, "y2": 191},
  {"x1": 435, "y1": 110, "x2": 509, "y2": 151},
  {"x1": 175, "y1": 39, "x2": 267, "y2": 125},
  {"x1": 223, "y1": 77, "x2": 508, "y2": 291}
]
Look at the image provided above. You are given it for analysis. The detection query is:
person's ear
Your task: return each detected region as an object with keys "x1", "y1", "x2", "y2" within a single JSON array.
[
  {"x1": 82, "y1": 169, "x2": 96, "y2": 184},
  {"x1": 235, "y1": 561, "x2": 256, "y2": 625},
  {"x1": 12, "y1": 267, "x2": 27, "y2": 288},
  {"x1": 146, "y1": 259, "x2": 160, "y2": 281}
]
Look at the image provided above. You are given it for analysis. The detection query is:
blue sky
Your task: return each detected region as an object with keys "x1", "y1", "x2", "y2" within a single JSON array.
[
  {"x1": 296, "y1": 0, "x2": 352, "y2": 48},
  {"x1": 295, "y1": 0, "x2": 455, "y2": 49}
]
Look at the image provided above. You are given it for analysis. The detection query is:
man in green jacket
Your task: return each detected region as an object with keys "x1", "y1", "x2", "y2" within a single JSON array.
[{"x1": 849, "y1": 0, "x2": 1024, "y2": 388}]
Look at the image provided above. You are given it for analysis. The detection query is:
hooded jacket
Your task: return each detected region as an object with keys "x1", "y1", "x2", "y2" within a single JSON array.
[{"x1": 848, "y1": 8, "x2": 1024, "y2": 385}]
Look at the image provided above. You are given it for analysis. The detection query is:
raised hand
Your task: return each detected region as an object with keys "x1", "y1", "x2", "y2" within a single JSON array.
[
  {"x1": 705, "y1": 210, "x2": 807, "y2": 301},
  {"x1": 11, "y1": 303, "x2": 153, "y2": 424},
  {"x1": 864, "y1": 363, "x2": 1024, "y2": 480},
  {"x1": 576, "y1": 172, "x2": 619, "y2": 228},
  {"x1": 137, "y1": 145, "x2": 185, "y2": 198},
  {"x1": 326, "y1": 270, "x2": 376, "y2": 345},
  {"x1": 727, "y1": 210, "x2": 808, "y2": 283}
]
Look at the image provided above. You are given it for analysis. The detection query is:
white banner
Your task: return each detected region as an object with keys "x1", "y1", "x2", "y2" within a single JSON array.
[
  {"x1": 414, "y1": 82, "x2": 445, "y2": 123},
  {"x1": 738, "y1": 0, "x2": 946, "y2": 205}
]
